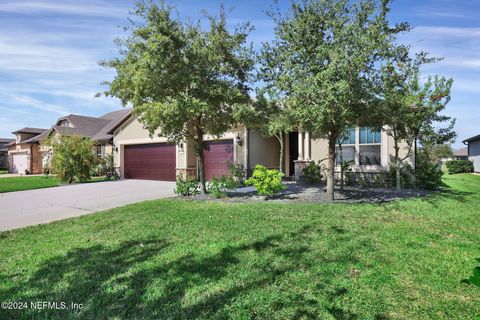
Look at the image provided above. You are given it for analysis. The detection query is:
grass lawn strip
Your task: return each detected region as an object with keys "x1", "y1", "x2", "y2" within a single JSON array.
[{"x1": 0, "y1": 174, "x2": 478, "y2": 319}]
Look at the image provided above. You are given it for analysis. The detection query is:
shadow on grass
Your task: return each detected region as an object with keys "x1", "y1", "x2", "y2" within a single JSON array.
[
  {"x1": 0, "y1": 226, "x2": 388, "y2": 319},
  {"x1": 419, "y1": 185, "x2": 474, "y2": 207}
]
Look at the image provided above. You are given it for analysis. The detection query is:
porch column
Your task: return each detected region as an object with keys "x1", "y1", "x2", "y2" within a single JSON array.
[
  {"x1": 304, "y1": 131, "x2": 310, "y2": 160},
  {"x1": 298, "y1": 131, "x2": 304, "y2": 160}
]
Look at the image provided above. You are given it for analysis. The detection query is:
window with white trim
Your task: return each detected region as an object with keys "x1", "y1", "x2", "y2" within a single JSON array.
[
  {"x1": 359, "y1": 127, "x2": 381, "y2": 165},
  {"x1": 95, "y1": 145, "x2": 104, "y2": 158},
  {"x1": 336, "y1": 128, "x2": 356, "y2": 165}
]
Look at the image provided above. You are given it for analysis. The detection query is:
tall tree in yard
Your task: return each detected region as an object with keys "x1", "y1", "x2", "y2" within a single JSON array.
[
  {"x1": 374, "y1": 50, "x2": 455, "y2": 191},
  {"x1": 259, "y1": 0, "x2": 407, "y2": 201},
  {"x1": 100, "y1": 1, "x2": 254, "y2": 193}
]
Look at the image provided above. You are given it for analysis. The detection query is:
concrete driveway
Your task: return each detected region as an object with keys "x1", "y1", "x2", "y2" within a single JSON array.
[{"x1": 0, "y1": 180, "x2": 176, "y2": 231}]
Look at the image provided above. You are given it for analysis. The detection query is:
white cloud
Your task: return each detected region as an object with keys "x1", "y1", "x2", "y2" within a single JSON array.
[
  {"x1": 413, "y1": 26, "x2": 480, "y2": 38},
  {"x1": 401, "y1": 26, "x2": 480, "y2": 72},
  {"x1": 0, "y1": 36, "x2": 100, "y2": 74},
  {"x1": 7, "y1": 95, "x2": 71, "y2": 115},
  {"x1": 0, "y1": 1, "x2": 129, "y2": 18}
]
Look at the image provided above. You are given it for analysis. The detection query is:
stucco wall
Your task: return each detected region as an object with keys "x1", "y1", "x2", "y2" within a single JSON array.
[
  {"x1": 104, "y1": 144, "x2": 113, "y2": 156},
  {"x1": 248, "y1": 128, "x2": 280, "y2": 170},
  {"x1": 112, "y1": 116, "x2": 285, "y2": 179},
  {"x1": 469, "y1": 139, "x2": 480, "y2": 172}
]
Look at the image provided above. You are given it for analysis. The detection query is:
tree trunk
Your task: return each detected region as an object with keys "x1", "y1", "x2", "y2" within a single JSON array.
[
  {"x1": 326, "y1": 136, "x2": 336, "y2": 201},
  {"x1": 277, "y1": 133, "x2": 284, "y2": 174},
  {"x1": 394, "y1": 140, "x2": 401, "y2": 193},
  {"x1": 195, "y1": 126, "x2": 207, "y2": 194},
  {"x1": 339, "y1": 143, "x2": 344, "y2": 191}
]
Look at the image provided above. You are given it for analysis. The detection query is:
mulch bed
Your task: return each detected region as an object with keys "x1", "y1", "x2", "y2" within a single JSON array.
[{"x1": 185, "y1": 181, "x2": 433, "y2": 204}]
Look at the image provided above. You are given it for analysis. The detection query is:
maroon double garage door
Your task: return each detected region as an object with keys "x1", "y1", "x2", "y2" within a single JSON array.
[{"x1": 124, "y1": 140, "x2": 233, "y2": 181}]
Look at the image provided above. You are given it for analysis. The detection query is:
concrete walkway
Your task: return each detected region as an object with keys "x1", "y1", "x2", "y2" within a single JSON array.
[
  {"x1": 0, "y1": 180, "x2": 176, "y2": 231},
  {"x1": 0, "y1": 174, "x2": 44, "y2": 178}
]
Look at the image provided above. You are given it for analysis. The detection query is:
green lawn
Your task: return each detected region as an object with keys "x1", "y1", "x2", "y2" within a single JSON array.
[
  {"x1": 0, "y1": 176, "x2": 107, "y2": 193},
  {"x1": 0, "y1": 174, "x2": 479, "y2": 319}
]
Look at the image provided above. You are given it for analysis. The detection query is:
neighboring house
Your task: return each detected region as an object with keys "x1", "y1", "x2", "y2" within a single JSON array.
[
  {"x1": 108, "y1": 111, "x2": 411, "y2": 181},
  {"x1": 7, "y1": 128, "x2": 49, "y2": 174},
  {"x1": 453, "y1": 147, "x2": 469, "y2": 161},
  {"x1": 463, "y1": 134, "x2": 480, "y2": 173},
  {"x1": 50, "y1": 109, "x2": 130, "y2": 158},
  {"x1": 440, "y1": 147, "x2": 468, "y2": 163},
  {"x1": 0, "y1": 138, "x2": 15, "y2": 169},
  {"x1": 7, "y1": 109, "x2": 130, "y2": 174}
]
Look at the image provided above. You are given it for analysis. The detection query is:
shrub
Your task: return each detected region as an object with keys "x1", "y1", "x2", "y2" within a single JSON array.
[
  {"x1": 245, "y1": 164, "x2": 286, "y2": 196},
  {"x1": 446, "y1": 160, "x2": 474, "y2": 174},
  {"x1": 45, "y1": 135, "x2": 96, "y2": 183},
  {"x1": 175, "y1": 176, "x2": 200, "y2": 196},
  {"x1": 93, "y1": 154, "x2": 116, "y2": 179},
  {"x1": 415, "y1": 154, "x2": 444, "y2": 189},
  {"x1": 207, "y1": 176, "x2": 239, "y2": 198},
  {"x1": 302, "y1": 161, "x2": 322, "y2": 184},
  {"x1": 386, "y1": 164, "x2": 415, "y2": 188},
  {"x1": 227, "y1": 161, "x2": 245, "y2": 185}
]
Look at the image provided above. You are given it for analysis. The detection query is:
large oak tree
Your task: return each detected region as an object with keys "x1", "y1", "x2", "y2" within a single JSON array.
[
  {"x1": 259, "y1": 0, "x2": 407, "y2": 200},
  {"x1": 100, "y1": 1, "x2": 254, "y2": 192}
]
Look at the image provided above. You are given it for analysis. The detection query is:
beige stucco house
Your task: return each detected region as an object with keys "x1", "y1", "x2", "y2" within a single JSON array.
[
  {"x1": 108, "y1": 111, "x2": 279, "y2": 181},
  {"x1": 109, "y1": 111, "x2": 412, "y2": 181}
]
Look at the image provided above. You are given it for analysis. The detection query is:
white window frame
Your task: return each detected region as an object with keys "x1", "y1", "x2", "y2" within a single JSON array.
[
  {"x1": 95, "y1": 145, "x2": 104, "y2": 158},
  {"x1": 336, "y1": 127, "x2": 384, "y2": 169}
]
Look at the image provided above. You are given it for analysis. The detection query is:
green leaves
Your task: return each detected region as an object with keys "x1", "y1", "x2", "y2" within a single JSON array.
[
  {"x1": 462, "y1": 258, "x2": 480, "y2": 288},
  {"x1": 45, "y1": 135, "x2": 96, "y2": 184},
  {"x1": 101, "y1": 1, "x2": 254, "y2": 190},
  {"x1": 101, "y1": 1, "x2": 254, "y2": 142},
  {"x1": 245, "y1": 165, "x2": 287, "y2": 196}
]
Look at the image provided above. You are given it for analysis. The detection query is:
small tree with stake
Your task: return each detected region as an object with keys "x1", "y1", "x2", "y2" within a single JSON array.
[
  {"x1": 238, "y1": 95, "x2": 294, "y2": 174},
  {"x1": 100, "y1": 1, "x2": 254, "y2": 193},
  {"x1": 373, "y1": 49, "x2": 455, "y2": 191}
]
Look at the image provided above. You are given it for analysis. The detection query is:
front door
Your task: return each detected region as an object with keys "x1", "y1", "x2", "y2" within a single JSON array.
[{"x1": 288, "y1": 132, "x2": 299, "y2": 177}]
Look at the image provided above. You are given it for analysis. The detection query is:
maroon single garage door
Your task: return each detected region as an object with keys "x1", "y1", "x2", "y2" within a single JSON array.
[
  {"x1": 124, "y1": 143, "x2": 176, "y2": 181},
  {"x1": 203, "y1": 140, "x2": 234, "y2": 180}
]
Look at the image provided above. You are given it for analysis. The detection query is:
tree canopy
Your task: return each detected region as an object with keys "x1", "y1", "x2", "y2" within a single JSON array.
[
  {"x1": 100, "y1": 1, "x2": 255, "y2": 192},
  {"x1": 258, "y1": 0, "x2": 408, "y2": 200}
]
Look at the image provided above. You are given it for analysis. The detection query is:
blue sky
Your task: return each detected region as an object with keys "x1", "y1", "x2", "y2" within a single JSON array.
[{"x1": 0, "y1": 0, "x2": 478, "y2": 148}]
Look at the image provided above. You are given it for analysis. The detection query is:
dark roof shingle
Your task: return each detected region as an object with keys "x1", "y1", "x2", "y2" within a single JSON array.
[{"x1": 12, "y1": 127, "x2": 48, "y2": 135}]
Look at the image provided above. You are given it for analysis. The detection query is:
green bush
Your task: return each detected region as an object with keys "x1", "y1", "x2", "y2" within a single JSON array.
[
  {"x1": 386, "y1": 164, "x2": 415, "y2": 188},
  {"x1": 46, "y1": 135, "x2": 96, "y2": 183},
  {"x1": 93, "y1": 154, "x2": 116, "y2": 179},
  {"x1": 207, "y1": 176, "x2": 239, "y2": 198},
  {"x1": 227, "y1": 161, "x2": 245, "y2": 185},
  {"x1": 245, "y1": 164, "x2": 286, "y2": 196},
  {"x1": 415, "y1": 154, "x2": 444, "y2": 189},
  {"x1": 302, "y1": 161, "x2": 322, "y2": 184},
  {"x1": 175, "y1": 176, "x2": 200, "y2": 196},
  {"x1": 446, "y1": 160, "x2": 474, "y2": 174}
]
